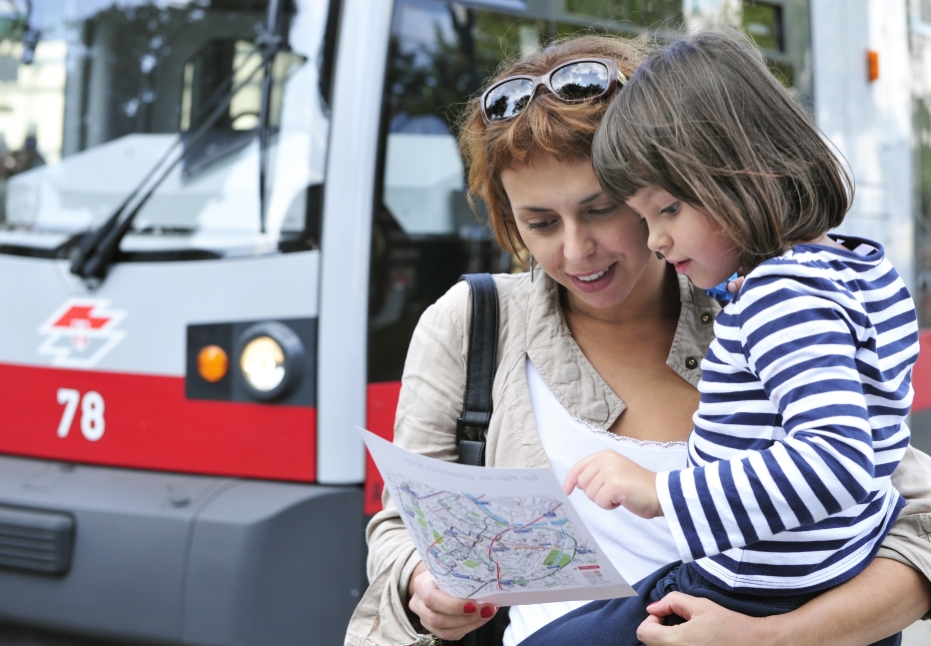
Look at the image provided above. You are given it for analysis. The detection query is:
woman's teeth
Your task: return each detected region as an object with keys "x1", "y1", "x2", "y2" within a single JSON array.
[{"x1": 577, "y1": 268, "x2": 609, "y2": 282}]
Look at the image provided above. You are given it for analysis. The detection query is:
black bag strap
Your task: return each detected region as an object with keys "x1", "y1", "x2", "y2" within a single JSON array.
[
  {"x1": 456, "y1": 274, "x2": 499, "y2": 467},
  {"x1": 447, "y1": 273, "x2": 507, "y2": 646}
]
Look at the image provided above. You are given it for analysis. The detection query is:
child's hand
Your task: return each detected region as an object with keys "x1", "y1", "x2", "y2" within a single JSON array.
[
  {"x1": 563, "y1": 449, "x2": 663, "y2": 518},
  {"x1": 726, "y1": 273, "x2": 745, "y2": 294}
]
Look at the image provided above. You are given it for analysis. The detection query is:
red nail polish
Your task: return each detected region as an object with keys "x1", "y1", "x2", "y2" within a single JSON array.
[
  {"x1": 463, "y1": 603, "x2": 477, "y2": 614},
  {"x1": 480, "y1": 606, "x2": 495, "y2": 619}
]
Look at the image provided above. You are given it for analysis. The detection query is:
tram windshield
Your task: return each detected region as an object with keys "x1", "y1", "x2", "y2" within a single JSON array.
[{"x1": 0, "y1": 0, "x2": 333, "y2": 259}]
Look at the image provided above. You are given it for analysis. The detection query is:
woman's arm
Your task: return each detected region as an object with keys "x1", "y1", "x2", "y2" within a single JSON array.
[
  {"x1": 637, "y1": 557, "x2": 930, "y2": 646},
  {"x1": 348, "y1": 281, "x2": 498, "y2": 645}
]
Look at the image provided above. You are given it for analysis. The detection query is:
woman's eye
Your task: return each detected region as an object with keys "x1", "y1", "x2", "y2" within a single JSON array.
[
  {"x1": 659, "y1": 201, "x2": 680, "y2": 216},
  {"x1": 588, "y1": 205, "x2": 617, "y2": 217},
  {"x1": 527, "y1": 219, "x2": 556, "y2": 231}
]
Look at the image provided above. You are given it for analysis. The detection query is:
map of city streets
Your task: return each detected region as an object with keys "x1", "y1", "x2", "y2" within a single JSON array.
[{"x1": 389, "y1": 470, "x2": 615, "y2": 600}]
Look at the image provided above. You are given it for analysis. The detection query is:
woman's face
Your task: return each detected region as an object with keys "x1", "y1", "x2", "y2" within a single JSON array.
[{"x1": 501, "y1": 157, "x2": 660, "y2": 312}]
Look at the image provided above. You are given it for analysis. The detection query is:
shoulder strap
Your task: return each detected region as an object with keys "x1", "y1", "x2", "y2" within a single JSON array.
[
  {"x1": 456, "y1": 274, "x2": 499, "y2": 466},
  {"x1": 451, "y1": 274, "x2": 509, "y2": 645}
]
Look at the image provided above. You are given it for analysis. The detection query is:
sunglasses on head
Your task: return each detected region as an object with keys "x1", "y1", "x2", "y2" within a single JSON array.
[{"x1": 481, "y1": 58, "x2": 627, "y2": 123}]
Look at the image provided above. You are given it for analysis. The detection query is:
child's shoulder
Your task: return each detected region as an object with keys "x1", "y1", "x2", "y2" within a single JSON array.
[
  {"x1": 741, "y1": 235, "x2": 892, "y2": 298},
  {"x1": 729, "y1": 239, "x2": 900, "y2": 324}
]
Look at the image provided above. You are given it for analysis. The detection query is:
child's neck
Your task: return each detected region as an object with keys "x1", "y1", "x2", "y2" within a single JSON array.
[{"x1": 803, "y1": 234, "x2": 846, "y2": 250}]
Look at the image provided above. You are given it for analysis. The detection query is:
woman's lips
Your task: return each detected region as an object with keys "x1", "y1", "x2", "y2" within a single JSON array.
[{"x1": 569, "y1": 263, "x2": 617, "y2": 293}]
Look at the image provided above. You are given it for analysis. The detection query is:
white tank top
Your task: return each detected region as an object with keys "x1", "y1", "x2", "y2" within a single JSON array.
[{"x1": 503, "y1": 360, "x2": 687, "y2": 646}]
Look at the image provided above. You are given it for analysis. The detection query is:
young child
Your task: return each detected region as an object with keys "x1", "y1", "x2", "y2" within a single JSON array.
[{"x1": 519, "y1": 29, "x2": 919, "y2": 646}]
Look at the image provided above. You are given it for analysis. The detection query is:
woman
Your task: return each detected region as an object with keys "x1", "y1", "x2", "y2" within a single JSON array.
[{"x1": 345, "y1": 35, "x2": 931, "y2": 646}]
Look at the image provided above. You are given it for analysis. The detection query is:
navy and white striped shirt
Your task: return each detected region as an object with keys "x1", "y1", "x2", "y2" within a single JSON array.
[{"x1": 655, "y1": 236, "x2": 918, "y2": 594}]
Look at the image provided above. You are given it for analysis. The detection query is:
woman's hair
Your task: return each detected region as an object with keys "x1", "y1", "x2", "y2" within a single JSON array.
[
  {"x1": 592, "y1": 28, "x2": 853, "y2": 268},
  {"x1": 458, "y1": 35, "x2": 649, "y2": 255}
]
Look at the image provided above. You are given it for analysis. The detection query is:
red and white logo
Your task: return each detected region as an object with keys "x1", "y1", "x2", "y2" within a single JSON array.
[{"x1": 37, "y1": 299, "x2": 127, "y2": 368}]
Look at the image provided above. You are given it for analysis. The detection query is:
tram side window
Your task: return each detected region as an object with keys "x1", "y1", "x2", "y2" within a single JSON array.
[
  {"x1": 368, "y1": 0, "x2": 526, "y2": 383},
  {"x1": 741, "y1": 0, "x2": 813, "y2": 109},
  {"x1": 564, "y1": 0, "x2": 682, "y2": 25},
  {"x1": 915, "y1": 99, "x2": 931, "y2": 327}
]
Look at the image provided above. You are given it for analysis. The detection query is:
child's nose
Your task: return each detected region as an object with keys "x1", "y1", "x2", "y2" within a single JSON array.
[{"x1": 646, "y1": 226, "x2": 670, "y2": 253}]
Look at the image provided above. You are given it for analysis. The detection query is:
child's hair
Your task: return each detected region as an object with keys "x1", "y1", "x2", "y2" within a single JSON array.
[
  {"x1": 592, "y1": 28, "x2": 853, "y2": 268},
  {"x1": 458, "y1": 35, "x2": 649, "y2": 256}
]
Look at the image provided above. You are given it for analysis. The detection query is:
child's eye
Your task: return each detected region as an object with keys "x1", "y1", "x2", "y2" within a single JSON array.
[{"x1": 659, "y1": 201, "x2": 680, "y2": 216}]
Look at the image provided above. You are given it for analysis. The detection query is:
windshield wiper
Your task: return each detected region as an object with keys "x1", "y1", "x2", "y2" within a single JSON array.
[
  {"x1": 68, "y1": 48, "x2": 260, "y2": 280},
  {"x1": 70, "y1": 14, "x2": 289, "y2": 282}
]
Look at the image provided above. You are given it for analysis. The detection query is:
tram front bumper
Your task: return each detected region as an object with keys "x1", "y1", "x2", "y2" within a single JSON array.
[{"x1": 0, "y1": 455, "x2": 365, "y2": 646}]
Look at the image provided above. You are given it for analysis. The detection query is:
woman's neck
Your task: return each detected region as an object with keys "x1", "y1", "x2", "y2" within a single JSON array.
[{"x1": 559, "y1": 257, "x2": 697, "y2": 443}]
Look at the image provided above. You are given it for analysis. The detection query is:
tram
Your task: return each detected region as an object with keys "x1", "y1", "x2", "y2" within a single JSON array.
[{"x1": 0, "y1": 0, "x2": 928, "y2": 644}]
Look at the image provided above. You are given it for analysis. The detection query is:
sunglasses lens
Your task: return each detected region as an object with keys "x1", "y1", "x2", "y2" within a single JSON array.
[
  {"x1": 484, "y1": 78, "x2": 534, "y2": 121},
  {"x1": 551, "y1": 62, "x2": 610, "y2": 101}
]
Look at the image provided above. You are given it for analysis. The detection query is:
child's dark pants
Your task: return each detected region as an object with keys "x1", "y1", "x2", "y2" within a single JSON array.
[{"x1": 518, "y1": 561, "x2": 901, "y2": 646}]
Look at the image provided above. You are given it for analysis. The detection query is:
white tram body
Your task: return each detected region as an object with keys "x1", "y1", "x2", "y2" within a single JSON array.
[{"x1": 0, "y1": 1, "x2": 928, "y2": 644}]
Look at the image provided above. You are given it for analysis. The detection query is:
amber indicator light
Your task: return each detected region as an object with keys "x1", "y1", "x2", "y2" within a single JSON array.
[
  {"x1": 197, "y1": 345, "x2": 229, "y2": 383},
  {"x1": 867, "y1": 50, "x2": 879, "y2": 82}
]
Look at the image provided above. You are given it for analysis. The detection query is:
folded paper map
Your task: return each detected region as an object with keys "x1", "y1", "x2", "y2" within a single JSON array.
[{"x1": 359, "y1": 428, "x2": 636, "y2": 605}]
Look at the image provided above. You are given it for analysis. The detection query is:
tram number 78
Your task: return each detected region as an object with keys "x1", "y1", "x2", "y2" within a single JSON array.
[{"x1": 56, "y1": 389, "x2": 106, "y2": 442}]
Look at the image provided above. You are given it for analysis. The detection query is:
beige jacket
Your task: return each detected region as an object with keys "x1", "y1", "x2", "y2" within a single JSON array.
[{"x1": 345, "y1": 271, "x2": 931, "y2": 646}]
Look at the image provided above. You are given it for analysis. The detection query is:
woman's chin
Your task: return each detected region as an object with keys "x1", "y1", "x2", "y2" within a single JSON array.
[{"x1": 566, "y1": 280, "x2": 633, "y2": 312}]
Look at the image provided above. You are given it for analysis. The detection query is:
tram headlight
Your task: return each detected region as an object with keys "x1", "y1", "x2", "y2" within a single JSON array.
[
  {"x1": 235, "y1": 322, "x2": 304, "y2": 401},
  {"x1": 240, "y1": 337, "x2": 284, "y2": 390}
]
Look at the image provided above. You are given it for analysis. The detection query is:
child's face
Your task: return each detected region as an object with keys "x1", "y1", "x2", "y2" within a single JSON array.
[{"x1": 627, "y1": 186, "x2": 741, "y2": 289}]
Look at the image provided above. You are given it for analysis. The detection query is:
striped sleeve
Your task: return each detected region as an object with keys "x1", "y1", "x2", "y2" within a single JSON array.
[{"x1": 656, "y1": 276, "x2": 880, "y2": 563}]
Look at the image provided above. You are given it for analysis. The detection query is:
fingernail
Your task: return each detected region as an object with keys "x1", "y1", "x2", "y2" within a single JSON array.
[
  {"x1": 647, "y1": 602, "x2": 659, "y2": 608},
  {"x1": 463, "y1": 603, "x2": 477, "y2": 614},
  {"x1": 480, "y1": 606, "x2": 495, "y2": 618}
]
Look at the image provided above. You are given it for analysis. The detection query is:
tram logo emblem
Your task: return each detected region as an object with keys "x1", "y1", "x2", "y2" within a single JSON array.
[{"x1": 37, "y1": 299, "x2": 127, "y2": 368}]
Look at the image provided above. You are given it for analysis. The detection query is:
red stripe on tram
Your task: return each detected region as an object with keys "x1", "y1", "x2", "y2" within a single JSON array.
[{"x1": 0, "y1": 363, "x2": 316, "y2": 481}]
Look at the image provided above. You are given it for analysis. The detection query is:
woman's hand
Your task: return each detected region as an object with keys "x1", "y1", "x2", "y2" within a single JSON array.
[
  {"x1": 637, "y1": 593, "x2": 776, "y2": 646},
  {"x1": 638, "y1": 556, "x2": 931, "y2": 646},
  {"x1": 563, "y1": 449, "x2": 662, "y2": 518},
  {"x1": 408, "y1": 563, "x2": 498, "y2": 640}
]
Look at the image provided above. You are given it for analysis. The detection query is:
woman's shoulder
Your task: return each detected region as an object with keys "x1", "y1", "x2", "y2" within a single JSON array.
[{"x1": 431, "y1": 271, "x2": 535, "y2": 323}]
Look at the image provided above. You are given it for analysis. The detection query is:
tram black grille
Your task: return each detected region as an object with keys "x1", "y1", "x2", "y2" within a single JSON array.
[{"x1": 0, "y1": 505, "x2": 74, "y2": 575}]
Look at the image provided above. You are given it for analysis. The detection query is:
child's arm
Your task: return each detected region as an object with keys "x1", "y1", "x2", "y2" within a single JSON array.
[
  {"x1": 563, "y1": 449, "x2": 662, "y2": 518},
  {"x1": 656, "y1": 275, "x2": 917, "y2": 563}
]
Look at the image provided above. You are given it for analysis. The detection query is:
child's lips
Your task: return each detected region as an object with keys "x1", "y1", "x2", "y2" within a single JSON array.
[{"x1": 670, "y1": 259, "x2": 691, "y2": 273}]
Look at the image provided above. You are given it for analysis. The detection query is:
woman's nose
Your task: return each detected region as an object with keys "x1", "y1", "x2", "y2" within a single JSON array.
[{"x1": 563, "y1": 224, "x2": 594, "y2": 263}]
